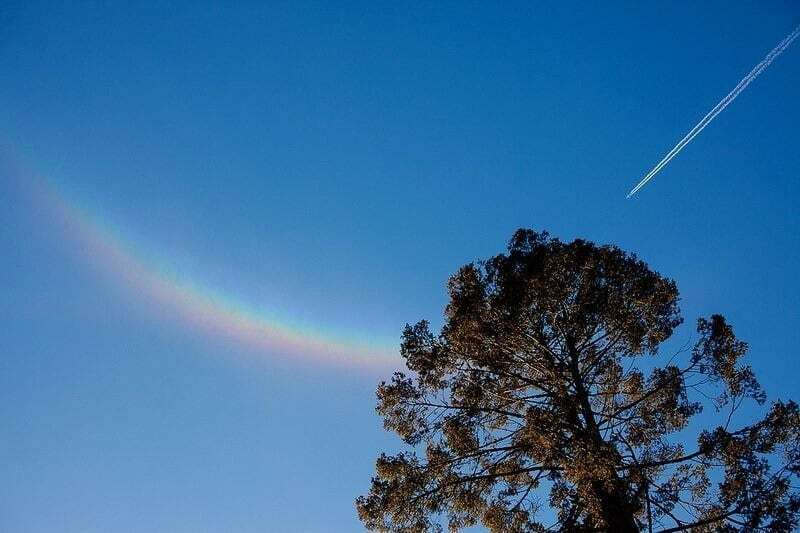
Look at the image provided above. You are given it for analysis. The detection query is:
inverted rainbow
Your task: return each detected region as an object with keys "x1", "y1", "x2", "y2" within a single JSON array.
[{"x1": 29, "y1": 176, "x2": 398, "y2": 368}]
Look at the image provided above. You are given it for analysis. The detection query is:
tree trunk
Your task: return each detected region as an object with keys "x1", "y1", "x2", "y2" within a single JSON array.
[
  {"x1": 592, "y1": 479, "x2": 639, "y2": 532},
  {"x1": 567, "y1": 336, "x2": 639, "y2": 532}
]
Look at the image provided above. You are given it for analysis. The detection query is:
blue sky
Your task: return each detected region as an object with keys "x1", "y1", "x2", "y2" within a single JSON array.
[{"x1": 1, "y1": 2, "x2": 799, "y2": 531}]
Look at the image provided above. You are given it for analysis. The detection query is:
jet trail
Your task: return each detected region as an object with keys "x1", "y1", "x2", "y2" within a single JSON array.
[{"x1": 627, "y1": 23, "x2": 800, "y2": 198}]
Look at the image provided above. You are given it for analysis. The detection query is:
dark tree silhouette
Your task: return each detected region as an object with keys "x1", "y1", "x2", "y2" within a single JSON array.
[{"x1": 357, "y1": 230, "x2": 800, "y2": 532}]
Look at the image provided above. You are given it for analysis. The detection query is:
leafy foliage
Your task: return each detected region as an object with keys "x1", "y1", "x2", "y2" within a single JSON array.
[{"x1": 357, "y1": 230, "x2": 800, "y2": 532}]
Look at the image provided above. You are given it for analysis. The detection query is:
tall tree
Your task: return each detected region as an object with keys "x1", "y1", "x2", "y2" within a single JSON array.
[{"x1": 357, "y1": 230, "x2": 800, "y2": 532}]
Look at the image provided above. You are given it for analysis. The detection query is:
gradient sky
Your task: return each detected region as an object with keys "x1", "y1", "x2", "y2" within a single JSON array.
[{"x1": 2, "y1": 2, "x2": 799, "y2": 532}]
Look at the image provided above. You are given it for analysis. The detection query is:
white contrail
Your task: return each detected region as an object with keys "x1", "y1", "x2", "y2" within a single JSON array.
[{"x1": 627, "y1": 23, "x2": 800, "y2": 198}]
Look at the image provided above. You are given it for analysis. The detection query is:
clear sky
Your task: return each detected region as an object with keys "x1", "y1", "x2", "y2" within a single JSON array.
[{"x1": 1, "y1": 2, "x2": 799, "y2": 531}]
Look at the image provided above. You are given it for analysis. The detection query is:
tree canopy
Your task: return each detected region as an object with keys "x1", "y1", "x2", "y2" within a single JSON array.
[{"x1": 357, "y1": 230, "x2": 800, "y2": 532}]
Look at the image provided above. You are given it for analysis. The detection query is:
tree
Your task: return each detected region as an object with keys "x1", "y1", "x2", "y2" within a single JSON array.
[{"x1": 357, "y1": 230, "x2": 800, "y2": 532}]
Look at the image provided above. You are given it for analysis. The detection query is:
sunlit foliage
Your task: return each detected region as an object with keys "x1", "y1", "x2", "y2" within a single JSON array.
[{"x1": 357, "y1": 230, "x2": 800, "y2": 532}]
